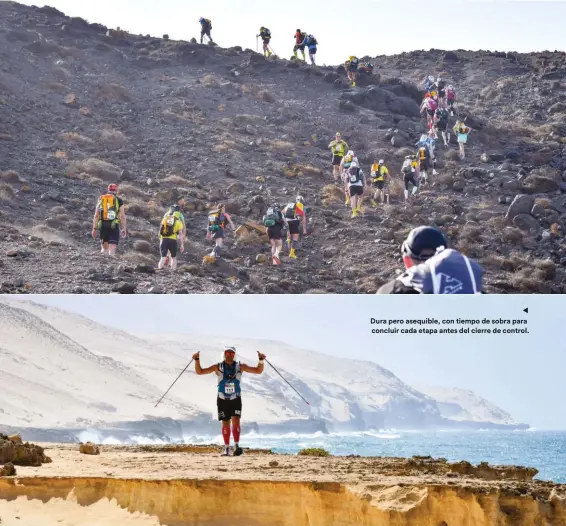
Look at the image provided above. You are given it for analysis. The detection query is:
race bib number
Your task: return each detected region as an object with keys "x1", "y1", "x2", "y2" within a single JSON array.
[
  {"x1": 167, "y1": 217, "x2": 175, "y2": 226},
  {"x1": 107, "y1": 210, "x2": 116, "y2": 221},
  {"x1": 224, "y1": 382, "x2": 235, "y2": 395},
  {"x1": 208, "y1": 215, "x2": 216, "y2": 223},
  {"x1": 336, "y1": 144, "x2": 343, "y2": 152},
  {"x1": 350, "y1": 174, "x2": 357, "y2": 182}
]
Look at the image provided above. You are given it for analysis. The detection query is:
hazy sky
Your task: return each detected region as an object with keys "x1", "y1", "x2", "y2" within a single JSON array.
[
  {"x1": 14, "y1": 0, "x2": 566, "y2": 64},
  {"x1": 13, "y1": 295, "x2": 566, "y2": 429}
]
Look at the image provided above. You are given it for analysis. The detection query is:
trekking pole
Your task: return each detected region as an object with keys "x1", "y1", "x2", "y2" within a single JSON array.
[
  {"x1": 256, "y1": 35, "x2": 258, "y2": 53},
  {"x1": 154, "y1": 359, "x2": 194, "y2": 408},
  {"x1": 265, "y1": 358, "x2": 310, "y2": 406}
]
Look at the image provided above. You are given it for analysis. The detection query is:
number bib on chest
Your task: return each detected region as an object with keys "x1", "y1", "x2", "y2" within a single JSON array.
[
  {"x1": 224, "y1": 382, "x2": 235, "y2": 395},
  {"x1": 107, "y1": 210, "x2": 117, "y2": 221}
]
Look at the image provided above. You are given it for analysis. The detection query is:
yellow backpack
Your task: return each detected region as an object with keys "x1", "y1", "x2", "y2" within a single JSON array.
[{"x1": 99, "y1": 194, "x2": 119, "y2": 222}]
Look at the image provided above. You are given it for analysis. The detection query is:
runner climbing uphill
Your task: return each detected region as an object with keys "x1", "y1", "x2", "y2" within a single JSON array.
[
  {"x1": 263, "y1": 203, "x2": 285, "y2": 265},
  {"x1": 328, "y1": 132, "x2": 349, "y2": 182},
  {"x1": 158, "y1": 207, "x2": 184, "y2": 271},
  {"x1": 199, "y1": 17, "x2": 212, "y2": 44},
  {"x1": 434, "y1": 107, "x2": 451, "y2": 146},
  {"x1": 421, "y1": 94, "x2": 439, "y2": 131},
  {"x1": 376, "y1": 226, "x2": 484, "y2": 294},
  {"x1": 446, "y1": 84, "x2": 456, "y2": 115},
  {"x1": 401, "y1": 155, "x2": 419, "y2": 202},
  {"x1": 91, "y1": 183, "x2": 126, "y2": 256},
  {"x1": 303, "y1": 34, "x2": 318, "y2": 65},
  {"x1": 454, "y1": 120, "x2": 471, "y2": 159},
  {"x1": 347, "y1": 160, "x2": 366, "y2": 218},
  {"x1": 257, "y1": 27, "x2": 272, "y2": 57},
  {"x1": 424, "y1": 74, "x2": 435, "y2": 92},
  {"x1": 436, "y1": 77, "x2": 447, "y2": 109},
  {"x1": 193, "y1": 347, "x2": 266, "y2": 456},
  {"x1": 293, "y1": 29, "x2": 306, "y2": 61},
  {"x1": 162, "y1": 204, "x2": 186, "y2": 267},
  {"x1": 416, "y1": 141, "x2": 432, "y2": 185},
  {"x1": 345, "y1": 56, "x2": 359, "y2": 86},
  {"x1": 283, "y1": 196, "x2": 307, "y2": 259},
  {"x1": 370, "y1": 160, "x2": 390, "y2": 205},
  {"x1": 340, "y1": 150, "x2": 355, "y2": 206},
  {"x1": 207, "y1": 203, "x2": 236, "y2": 258}
]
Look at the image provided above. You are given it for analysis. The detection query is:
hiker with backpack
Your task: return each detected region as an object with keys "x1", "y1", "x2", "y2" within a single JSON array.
[
  {"x1": 262, "y1": 204, "x2": 286, "y2": 265},
  {"x1": 401, "y1": 155, "x2": 419, "y2": 202},
  {"x1": 446, "y1": 84, "x2": 456, "y2": 115},
  {"x1": 282, "y1": 196, "x2": 307, "y2": 260},
  {"x1": 346, "y1": 160, "x2": 367, "y2": 218},
  {"x1": 303, "y1": 34, "x2": 318, "y2": 65},
  {"x1": 345, "y1": 56, "x2": 359, "y2": 86},
  {"x1": 420, "y1": 94, "x2": 439, "y2": 131},
  {"x1": 328, "y1": 132, "x2": 349, "y2": 182},
  {"x1": 161, "y1": 204, "x2": 186, "y2": 266},
  {"x1": 207, "y1": 204, "x2": 236, "y2": 258},
  {"x1": 454, "y1": 120, "x2": 472, "y2": 160},
  {"x1": 376, "y1": 226, "x2": 484, "y2": 294},
  {"x1": 370, "y1": 160, "x2": 391, "y2": 206},
  {"x1": 193, "y1": 347, "x2": 266, "y2": 457},
  {"x1": 158, "y1": 208, "x2": 185, "y2": 271},
  {"x1": 434, "y1": 107, "x2": 451, "y2": 146},
  {"x1": 257, "y1": 27, "x2": 272, "y2": 57},
  {"x1": 340, "y1": 150, "x2": 355, "y2": 207},
  {"x1": 91, "y1": 183, "x2": 126, "y2": 256},
  {"x1": 293, "y1": 29, "x2": 307, "y2": 61},
  {"x1": 435, "y1": 77, "x2": 447, "y2": 109},
  {"x1": 199, "y1": 17, "x2": 212, "y2": 44}
]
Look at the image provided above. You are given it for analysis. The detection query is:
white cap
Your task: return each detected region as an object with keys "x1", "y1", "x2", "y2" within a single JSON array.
[{"x1": 379, "y1": 159, "x2": 384, "y2": 164}]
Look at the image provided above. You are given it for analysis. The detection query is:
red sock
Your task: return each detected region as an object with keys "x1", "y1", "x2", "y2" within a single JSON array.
[
  {"x1": 222, "y1": 425, "x2": 231, "y2": 446},
  {"x1": 232, "y1": 423, "x2": 240, "y2": 444}
]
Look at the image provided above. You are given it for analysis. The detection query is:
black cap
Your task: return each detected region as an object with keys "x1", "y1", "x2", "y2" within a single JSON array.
[{"x1": 401, "y1": 226, "x2": 448, "y2": 261}]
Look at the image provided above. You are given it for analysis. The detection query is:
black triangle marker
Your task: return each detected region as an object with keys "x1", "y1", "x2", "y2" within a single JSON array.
[{"x1": 523, "y1": 308, "x2": 528, "y2": 314}]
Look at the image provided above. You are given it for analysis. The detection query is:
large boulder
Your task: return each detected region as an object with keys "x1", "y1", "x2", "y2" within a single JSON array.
[
  {"x1": 521, "y1": 176, "x2": 560, "y2": 194},
  {"x1": 343, "y1": 86, "x2": 420, "y2": 118},
  {"x1": 79, "y1": 442, "x2": 100, "y2": 455},
  {"x1": 0, "y1": 434, "x2": 51, "y2": 466},
  {"x1": 505, "y1": 195, "x2": 535, "y2": 222}
]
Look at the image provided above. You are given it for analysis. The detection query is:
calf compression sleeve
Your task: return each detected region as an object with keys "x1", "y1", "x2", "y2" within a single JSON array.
[
  {"x1": 222, "y1": 425, "x2": 231, "y2": 446},
  {"x1": 232, "y1": 423, "x2": 240, "y2": 445}
]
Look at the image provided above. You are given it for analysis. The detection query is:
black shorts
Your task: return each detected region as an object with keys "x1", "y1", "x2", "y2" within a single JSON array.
[
  {"x1": 201, "y1": 29, "x2": 211, "y2": 38},
  {"x1": 438, "y1": 90, "x2": 446, "y2": 98},
  {"x1": 332, "y1": 154, "x2": 343, "y2": 166},
  {"x1": 404, "y1": 173, "x2": 417, "y2": 190},
  {"x1": 349, "y1": 184, "x2": 363, "y2": 196},
  {"x1": 287, "y1": 220, "x2": 300, "y2": 235},
  {"x1": 262, "y1": 38, "x2": 271, "y2": 44},
  {"x1": 267, "y1": 224, "x2": 283, "y2": 240},
  {"x1": 436, "y1": 121, "x2": 447, "y2": 132},
  {"x1": 99, "y1": 221, "x2": 120, "y2": 245},
  {"x1": 309, "y1": 47, "x2": 317, "y2": 55},
  {"x1": 374, "y1": 180, "x2": 385, "y2": 190},
  {"x1": 348, "y1": 65, "x2": 358, "y2": 72},
  {"x1": 419, "y1": 159, "x2": 430, "y2": 171},
  {"x1": 160, "y1": 237, "x2": 178, "y2": 258},
  {"x1": 294, "y1": 43, "x2": 306, "y2": 52},
  {"x1": 447, "y1": 99, "x2": 455, "y2": 106},
  {"x1": 211, "y1": 228, "x2": 224, "y2": 240},
  {"x1": 427, "y1": 109, "x2": 435, "y2": 117},
  {"x1": 217, "y1": 397, "x2": 242, "y2": 421}
]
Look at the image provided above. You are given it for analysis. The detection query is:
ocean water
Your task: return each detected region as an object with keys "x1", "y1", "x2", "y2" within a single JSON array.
[
  {"x1": 80, "y1": 429, "x2": 566, "y2": 483},
  {"x1": 196, "y1": 429, "x2": 566, "y2": 483}
]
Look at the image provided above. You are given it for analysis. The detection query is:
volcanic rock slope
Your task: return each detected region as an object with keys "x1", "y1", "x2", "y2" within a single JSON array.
[{"x1": 1, "y1": 1, "x2": 566, "y2": 294}]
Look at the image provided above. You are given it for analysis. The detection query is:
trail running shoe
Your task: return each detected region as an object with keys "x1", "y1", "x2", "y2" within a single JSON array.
[{"x1": 233, "y1": 447, "x2": 243, "y2": 456}]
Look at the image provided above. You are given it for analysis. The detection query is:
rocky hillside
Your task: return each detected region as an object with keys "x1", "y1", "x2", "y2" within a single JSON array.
[
  {"x1": 0, "y1": 299, "x2": 527, "y2": 441},
  {"x1": 1, "y1": 1, "x2": 566, "y2": 294}
]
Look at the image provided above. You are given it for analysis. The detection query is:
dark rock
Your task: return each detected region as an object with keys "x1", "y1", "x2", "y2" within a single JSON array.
[
  {"x1": 506, "y1": 195, "x2": 535, "y2": 221},
  {"x1": 531, "y1": 203, "x2": 546, "y2": 217},
  {"x1": 112, "y1": 281, "x2": 137, "y2": 294},
  {"x1": 512, "y1": 214, "x2": 540, "y2": 233},
  {"x1": 442, "y1": 51, "x2": 459, "y2": 62},
  {"x1": 521, "y1": 176, "x2": 560, "y2": 194},
  {"x1": 135, "y1": 264, "x2": 156, "y2": 274},
  {"x1": 505, "y1": 151, "x2": 521, "y2": 161},
  {"x1": 339, "y1": 100, "x2": 357, "y2": 113}
]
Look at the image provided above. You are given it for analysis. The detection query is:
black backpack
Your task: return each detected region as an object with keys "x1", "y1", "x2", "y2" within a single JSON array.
[
  {"x1": 160, "y1": 215, "x2": 177, "y2": 237},
  {"x1": 348, "y1": 166, "x2": 361, "y2": 183}
]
